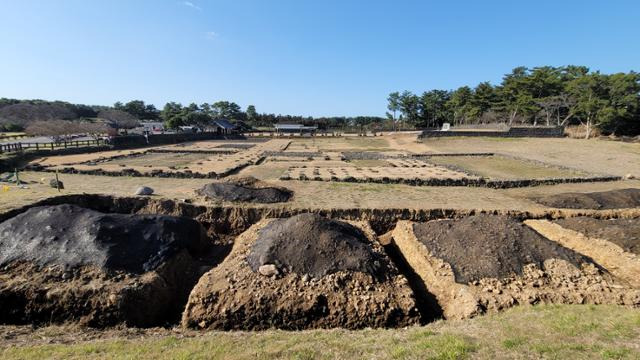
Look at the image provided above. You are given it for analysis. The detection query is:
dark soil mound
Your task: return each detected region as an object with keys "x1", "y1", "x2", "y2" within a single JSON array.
[
  {"x1": 196, "y1": 177, "x2": 293, "y2": 203},
  {"x1": 342, "y1": 152, "x2": 389, "y2": 160},
  {"x1": 0, "y1": 204, "x2": 207, "y2": 274},
  {"x1": 0, "y1": 204, "x2": 215, "y2": 327},
  {"x1": 555, "y1": 217, "x2": 640, "y2": 255},
  {"x1": 182, "y1": 218, "x2": 420, "y2": 330},
  {"x1": 413, "y1": 214, "x2": 589, "y2": 283},
  {"x1": 247, "y1": 213, "x2": 386, "y2": 278},
  {"x1": 535, "y1": 188, "x2": 640, "y2": 209},
  {"x1": 215, "y1": 143, "x2": 255, "y2": 149}
]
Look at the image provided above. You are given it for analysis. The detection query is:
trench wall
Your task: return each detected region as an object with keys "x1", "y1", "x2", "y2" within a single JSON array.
[{"x1": 3, "y1": 194, "x2": 640, "y2": 236}]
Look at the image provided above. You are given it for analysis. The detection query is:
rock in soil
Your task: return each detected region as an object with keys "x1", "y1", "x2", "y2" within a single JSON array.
[
  {"x1": 182, "y1": 216, "x2": 420, "y2": 330},
  {"x1": 0, "y1": 204, "x2": 215, "y2": 327},
  {"x1": 49, "y1": 179, "x2": 64, "y2": 189},
  {"x1": 196, "y1": 176, "x2": 293, "y2": 203},
  {"x1": 534, "y1": 188, "x2": 640, "y2": 209},
  {"x1": 134, "y1": 186, "x2": 154, "y2": 196}
]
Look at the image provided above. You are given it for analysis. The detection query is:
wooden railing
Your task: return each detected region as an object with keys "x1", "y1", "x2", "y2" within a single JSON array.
[{"x1": 0, "y1": 139, "x2": 105, "y2": 154}]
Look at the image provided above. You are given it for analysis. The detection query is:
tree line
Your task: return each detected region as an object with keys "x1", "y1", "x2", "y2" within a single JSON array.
[
  {"x1": 0, "y1": 97, "x2": 388, "y2": 135},
  {"x1": 387, "y1": 66, "x2": 640, "y2": 137}
]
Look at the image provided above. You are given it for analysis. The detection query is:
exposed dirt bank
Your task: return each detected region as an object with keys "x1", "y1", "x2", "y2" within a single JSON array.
[
  {"x1": 526, "y1": 219, "x2": 640, "y2": 288},
  {"x1": 412, "y1": 215, "x2": 588, "y2": 283},
  {"x1": 554, "y1": 217, "x2": 640, "y2": 255}
]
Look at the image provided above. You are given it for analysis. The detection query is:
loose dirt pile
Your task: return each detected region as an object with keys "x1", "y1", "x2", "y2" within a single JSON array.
[
  {"x1": 182, "y1": 214, "x2": 420, "y2": 330},
  {"x1": 412, "y1": 215, "x2": 587, "y2": 283},
  {"x1": 555, "y1": 217, "x2": 640, "y2": 255},
  {"x1": 246, "y1": 214, "x2": 386, "y2": 278},
  {"x1": 0, "y1": 204, "x2": 214, "y2": 327},
  {"x1": 0, "y1": 204, "x2": 207, "y2": 273},
  {"x1": 196, "y1": 176, "x2": 293, "y2": 203},
  {"x1": 391, "y1": 215, "x2": 640, "y2": 320},
  {"x1": 535, "y1": 188, "x2": 640, "y2": 209}
]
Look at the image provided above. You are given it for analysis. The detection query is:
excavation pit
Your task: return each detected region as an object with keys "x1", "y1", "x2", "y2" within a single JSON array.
[{"x1": 1, "y1": 194, "x2": 639, "y2": 330}]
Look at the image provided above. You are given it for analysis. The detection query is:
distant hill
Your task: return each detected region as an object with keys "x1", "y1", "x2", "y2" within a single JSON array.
[{"x1": 0, "y1": 99, "x2": 103, "y2": 129}]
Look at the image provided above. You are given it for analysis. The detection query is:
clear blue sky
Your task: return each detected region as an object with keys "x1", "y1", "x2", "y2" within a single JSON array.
[{"x1": 0, "y1": 0, "x2": 638, "y2": 117}]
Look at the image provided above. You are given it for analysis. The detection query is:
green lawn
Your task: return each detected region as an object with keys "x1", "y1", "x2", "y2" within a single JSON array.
[{"x1": 2, "y1": 305, "x2": 638, "y2": 359}]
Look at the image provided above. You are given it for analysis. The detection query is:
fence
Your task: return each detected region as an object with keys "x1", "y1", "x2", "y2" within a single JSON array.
[{"x1": 0, "y1": 139, "x2": 105, "y2": 154}]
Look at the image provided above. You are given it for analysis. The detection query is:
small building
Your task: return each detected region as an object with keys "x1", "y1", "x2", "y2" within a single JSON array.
[
  {"x1": 274, "y1": 123, "x2": 318, "y2": 134},
  {"x1": 213, "y1": 119, "x2": 236, "y2": 135},
  {"x1": 141, "y1": 122, "x2": 165, "y2": 134},
  {"x1": 179, "y1": 125, "x2": 200, "y2": 133}
]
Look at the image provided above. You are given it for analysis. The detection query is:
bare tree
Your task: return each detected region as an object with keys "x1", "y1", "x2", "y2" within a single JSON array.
[
  {"x1": 25, "y1": 120, "x2": 84, "y2": 142},
  {"x1": 78, "y1": 121, "x2": 109, "y2": 139},
  {"x1": 97, "y1": 109, "x2": 140, "y2": 130}
]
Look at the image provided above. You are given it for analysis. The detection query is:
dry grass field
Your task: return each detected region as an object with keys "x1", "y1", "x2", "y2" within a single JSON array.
[
  {"x1": 1, "y1": 133, "x2": 639, "y2": 359},
  {"x1": 421, "y1": 136, "x2": 640, "y2": 177}
]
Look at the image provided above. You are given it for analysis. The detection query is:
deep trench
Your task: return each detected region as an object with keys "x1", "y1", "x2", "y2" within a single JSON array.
[{"x1": 383, "y1": 242, "x2": 443, "y2": 323}]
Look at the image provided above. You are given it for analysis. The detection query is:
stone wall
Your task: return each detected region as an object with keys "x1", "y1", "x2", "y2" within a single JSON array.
[
  {"x1": 109, "y1": 133, "x2": 245, "y2": 148},
  {"x1": 420, "y1": 126, "x2": 565, "y2": 139}
]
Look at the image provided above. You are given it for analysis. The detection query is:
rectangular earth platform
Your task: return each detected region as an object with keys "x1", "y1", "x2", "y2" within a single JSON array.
[
  {"x1": 284, "y1": 164, "x2": 478, "y2": 183},
  {"x1": 30, "y1": 139, "x2": 291, "y2": 179}
]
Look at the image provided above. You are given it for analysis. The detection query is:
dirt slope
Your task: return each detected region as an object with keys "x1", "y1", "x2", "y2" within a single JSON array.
[
  {"x1": 246, "y1": 213, "x2": 385, "y2": 278},
  {"x1": 555, "y1": 217, "x2": 640, "y2": 255}
]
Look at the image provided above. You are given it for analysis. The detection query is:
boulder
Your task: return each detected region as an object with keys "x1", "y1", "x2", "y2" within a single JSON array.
[
  {"x1": 49, "y1": 179, "x2": 64, "y2": 189},
  {"x1": 135, "y1": 186, "x2": 154, "y2": 196}
]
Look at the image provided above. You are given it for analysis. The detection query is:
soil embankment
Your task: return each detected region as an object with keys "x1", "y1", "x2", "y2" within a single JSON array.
[
  {"x1": 554, "y1": 217, "x2": 640, "y2": 255},
  {"x1": 535, "y1": 188, "x2": 640, "y2": 209}
]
